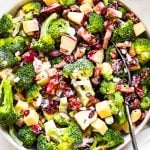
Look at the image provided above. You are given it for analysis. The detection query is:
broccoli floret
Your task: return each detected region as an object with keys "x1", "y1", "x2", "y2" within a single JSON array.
[
  {"x1": 86, "y1": 13, "x2": 104, "y2": 34},
  {"x1": 9, "y1": 126, "x2": 23, "y2": 146},
  {"x1": 103, "y1": 0, "x2": 114, "y2": 6},
  {"x1": 112, "y1": 20, "x2": 134, "y2": 42},
  {"x1": 0, "y1": 13, "x2": 21, "y2": 37},
  {"x1": 90, "y1": 128, "x2": 124, "y2": 149},
  {"x1": 22, "y1": 2, "x2": 42, "y2": 20},
  {"x1": 48, "y1": 18, "x2": 70, "y2": 40},
  {"x1": 62, "y1": 58, "x2": 95, "y2": 106},
  {"x1": 105, "y1": 46, "x2": 116, "y2": 62},
  {"x1": 18, "y1": 126, "x2": 36, "y2": 148},
  {"x1": 110, "y1": 92, "x2": 127, "y2": 125},
  {"x1": 25, "y1": 83, "x2": 41, "y2": 102},
  {"x1": 140, "y1": 97, "x2": 150, "y2": 110},
  {"x1": 47, "y1": 121, "x2": 82, "y2": 150},
  {"x1": 131, "y1": 38, "x2": 150, "y2": 65},
  {"x1": 44, "y1": 112, "x2": 70, "y2": 126},
  {"x1": 60, "y1": 0, "x2": 76, "y2": 6},
  {"x1": 51, "y1": 57, "x2": 63, "y2": 67},
  {"x1": 32, "y1": 35, "x2": 55, "y2": 54},
  {"x1": 0, "y1": 50, "x2": 17, "y2": 69},
  {"x1": 37, "y1": 134, "x2": 57, "y2": 150},
  {"x1": 15, "y1": 64, "x2": 35, "y2": 90},
  {"x1": 0, "y1": 78, "x2": 19, "y2": 128},
  {"x1": 0, "y1": 36, "x2": 28, "y2": 54},
  {"x1": 32, "y1": 13, "x2": 57, "y2": 53},
  {"x1": 118, "y1": 7, "x2": 126, "y2": 17},
  {"x1": 99, "y1": 80, "x2": 116, "y2": 95}
]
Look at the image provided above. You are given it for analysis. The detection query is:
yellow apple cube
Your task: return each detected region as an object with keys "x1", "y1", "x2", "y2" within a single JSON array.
[
  {"x1": 96, "y1": 101, "x2": 112, "y2": 118},
  {"x1": 24, "y1": 109, "x2": 39, "y2": 126},
  {"x1": 23, "y1": 19, "x2": 39, "y2": 33},
  {"x1": 44, "y1": 120, "x2": 57, "y2": 135},
  {"x1": 134, "y1": 22, "x2": 145, "y2": 36},
  {"x1": 91, "y1": 118, "x2": 108, "y2": 135},
  {"x1": 131, "y1": 109, "x2": 141, "y2": 123},
  {"x1": 80, "y1": 3, "x2": 93, "y2": 14},
  {"x1": 15, "y1": 100, "x2": 29, "y2": 113}
]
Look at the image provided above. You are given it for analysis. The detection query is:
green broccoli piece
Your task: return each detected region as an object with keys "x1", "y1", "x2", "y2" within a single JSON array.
[
  {"x1": 0, "y1": 13, "x2": 21, "y2": 37},
  {"x1": 118, "y1": 7, "x2": 126, "y2": 17},
  {"x1": 0, "y1": 50, "x2": 17, "y2": 69},
  {"x1": 15, "y1": 64, "x2": 35, "y2": 90},
  {"x1": 110, "y1": 92, "x2": 127, "y2": 125},
  {"x1": 103, "y1": 0, "x2": 114, "y2": 6},
  {"x1": 22, "y1": 2, "x2": 42, "y2": 20},
  {"x1": 9, "y1": 126, "x2": 23, "y2": 146},
  {"x1": 62, "y1": 58, "x2": 95, "y2": 106},
  {"x1": 32, "y1": 13, "x2": 57, "y2": 53},
  {"x1": 48, "y1": 18, "x2": 70, "y2": 40},
  {"x1": 112, "y1": 20, "x2": 135, "y2": 42},
  {"x1": 18, "y1": 126, "x2": 36, "y2": 148},
  {"x1": 25, "y1": 83, "x2": 41, "y2": 102},
  {"x1": 90, "y1": 128, "x2": 124, "y2": 149},
  {"x1": 99, "y1": 80, "x2": 116, "y2": 95},
  {"x1": 44, "y1": 112, "x2": 70, "y2": 126},
  {"x1": 47, "y1": 121, "x2": 82, "y2": 150},
  {"x1": 105, "y1": 46, "x2": 116, "y2": 62},
  {"x1": 32, "y1": 35, "x2": 55, "y2": 54},
  {"x1": 37, "y1": 134, "x2": 57, "y2": 150},
  {"x1": 86, "y1": 13, "x2": 104, "y2": 34},
  {"x1": 0, "y1": 36, "x2": 28, "y2": 54},
  {"x1": 131, "y1": 38, "x2": 150, "y2": 65},
  {"x1": 140, "y1": 97, "x2": 150, "y2": 110},
  {"x1": 51, "y1": 57, "x2": 63, "y2": 67},
  {"x1": 60, "y1": 0, "x2": 76, "y2": 6},
  {"x1": 0, "y1": 78, "x2": 19, "y2": 128}
]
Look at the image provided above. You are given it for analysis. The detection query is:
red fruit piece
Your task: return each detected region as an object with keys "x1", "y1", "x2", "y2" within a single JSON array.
[
  {"x1": 32, "y1": 124, "x2": 42, "y2": 134},
  {"x1": 22, "y1": 50, "x2": 37, "y2": 63}
]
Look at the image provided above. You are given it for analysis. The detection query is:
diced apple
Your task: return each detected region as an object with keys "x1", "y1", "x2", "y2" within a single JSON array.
[
  {"x1": 134, "y1": 22, "x2": 146, "y2": 36},
  {"x1": 68, "y1": 12, "x2": 85, "y2": 26},
  {"x1": 15, "y1": 100, "x2": 29, "y2": 113},
  {"x1": 23, "y1": 19, "x2": 39, "y2": 34},
  {"x1": 96, "y1": 101, "x2": 112, "y2": 119},
  {"x1": 74, "y1": 110, "x2": 97, "y2": 130},
  {"x1": 80, "y1": 3, "x2": 93, "y2": 14},
  {"x1": 44, "y1": 120, "x2": 57, "y2": 135},
  {"x1": 24, "y1": 109, "x2": 39, "y2": 126},
  {"x1": 43, "y1": 0, "x2": 58, "y2": 6},
  {"x1": 131, "y1": 109, "x2": 141, "y2": 123},
  {"x1": 91, "y1": 118, "x2": 108, "y2": 135},
  {"x1": 60, "y1": 35, "x2": 77, "y2": 55},
  {"x1": 100, "y1": 62, "x2": 112, "y2": 75},
  {"x1": 81, "y1": 0, "x2": 94, "y2": 7},
  {"x1": 88, "y1": 49, "x2": 104, "y2": 64}
]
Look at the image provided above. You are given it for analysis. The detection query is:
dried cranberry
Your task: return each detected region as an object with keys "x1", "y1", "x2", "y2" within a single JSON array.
[
  {"x1": 49, "y1": 50, "x2": 62, "y2": 57},
  {"x1": 135, "y1": 85, "x2": 145, "y2": 98},
  {"x1": 64, "y1": 55, "x2": 75, "y2": 63},
  {"x1": 22, "y1": 50, "x2": 37, "y2": 63},
  {"x1": 131, "y1": 74, "x2": 141, "y2": 87},
  {"x1": 33, "y1": 31, "x2": 40, "y2": 39},
  {"x1": 24, "y1": 110, "x2": 30, "y2": 116},
  {"x1": 125, "y1": 93, "x2": 137, "y2": 102},
  {"x1": 32, "y1": 124, "x2": 42, "y2": 135},
  {"x1": 113, "y1": 20, "x2": 122, "y2": 28},
  {"x1": 130, "y1": 98, "x2": 140, "y2": 110},
  {"x1": 108, "y1": 2, "x2": 118, "y2": 9},
  {"x1": 88, "y1": 111, "x2": 95, "y2": 118},
  {"x1": 87, "y1": 50, "x2": 97, "y2": 58},
  {"x1": 139, "y1": 112, "x2": 145, "y2": 121},
  {"x1": 69, "y1": 97, "x2": 81, "y2": 110}
]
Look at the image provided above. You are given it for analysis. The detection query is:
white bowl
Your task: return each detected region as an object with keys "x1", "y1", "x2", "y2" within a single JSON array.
[{"x1": 0, "y1": 0, "x2": 150, "y2": 150}]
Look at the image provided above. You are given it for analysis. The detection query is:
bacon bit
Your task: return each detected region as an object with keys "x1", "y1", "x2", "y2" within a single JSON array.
[
  {"x1": 49, "y1": 50, "x2": 62, "y2": 57},
  {"x1": 93, "y1": 2, "x2": 107, "y2": 15},
  {"x1": 16, "y1": 117, "x2": 24, "y2": 127},
  {"x1": 103, "y1": 24, "x2": 114, "y2": 49},
  {"x1": 54, "y1": 60, "x2": 66, "y2": 69},
  {"x1": 116, "y1": 84, "x2": 135, "y2": 93},
  {"x1": 74, "y1": 46, "x2": 86, "y2": 59},
  {"x1": 116, "y1": 41, "x2": 131, "y2": 49},
  {"x1": 135, "y1": 85, "x2": 145, "y2": 98},
  {"x1": 77, "y1": 27, "x2": 97, "y2": 45},
  {"x1": 87, "y1": 94, "x2": 98, "y2": 105},
  {"x1": 110, "y1": 49, "x2": 118, "y2": 59},
  {"x1": 91, "y1": 66, "x2": 101, "y2": 85},
  {"x1": 107, "y1": 8, "x2": 122, "y2": 18},
  {"x1": 22, "y1": 50, "x2": 37, "y2": 63},
  {"x1": 47, "y1": 68, "x2": 58, "y2": 78}
]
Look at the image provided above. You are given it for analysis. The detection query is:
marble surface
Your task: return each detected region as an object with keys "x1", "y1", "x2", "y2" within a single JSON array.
[{"x1": 0, "y1": 0, "x2": 150, "y2": 150}]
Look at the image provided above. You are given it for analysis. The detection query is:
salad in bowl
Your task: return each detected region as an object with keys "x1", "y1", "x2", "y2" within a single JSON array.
[{"x1": 0, "y1": 0, "x2": 150, "y2": 149}]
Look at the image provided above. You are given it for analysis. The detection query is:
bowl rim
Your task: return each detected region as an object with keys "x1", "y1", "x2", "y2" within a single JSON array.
[{"x1": 0, "y1": 0, "x2": 150, "y2": 150}]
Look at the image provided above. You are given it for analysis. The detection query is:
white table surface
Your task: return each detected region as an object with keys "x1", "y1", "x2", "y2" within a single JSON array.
[{"x1": 0, "y1": 0, "x2": 150, "y2": 150}]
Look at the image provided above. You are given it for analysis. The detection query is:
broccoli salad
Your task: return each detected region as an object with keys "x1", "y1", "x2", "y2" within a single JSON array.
[{"x1": 0, "y1": 0, "x2": 150, "y2": 149}]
